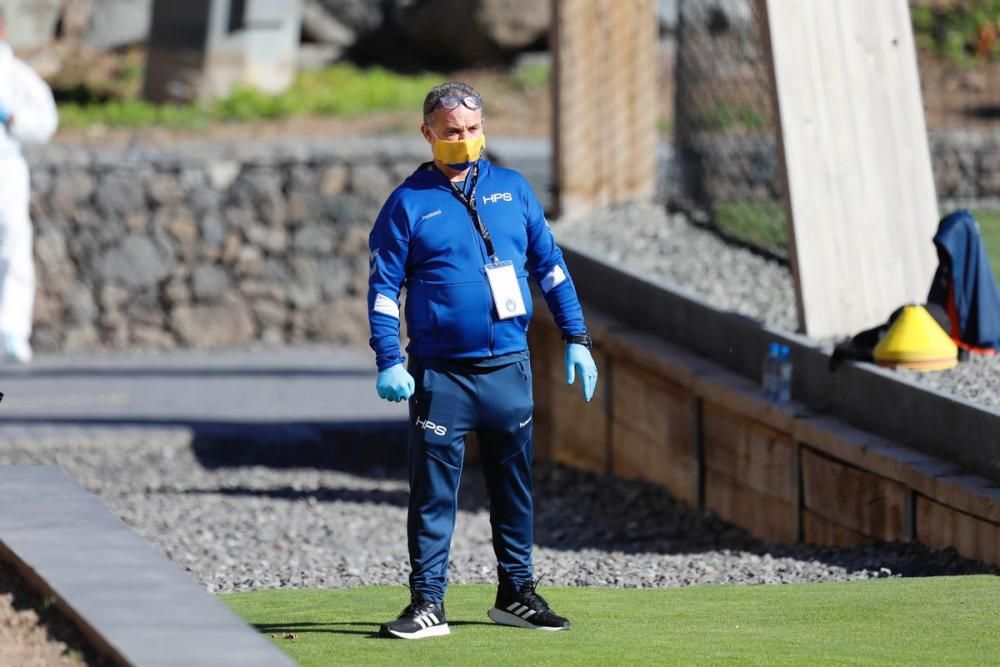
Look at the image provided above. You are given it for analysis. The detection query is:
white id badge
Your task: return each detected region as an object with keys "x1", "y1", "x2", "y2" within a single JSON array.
[{"x1": 485, "y1": 260, "x2": 527, "y2": 320}]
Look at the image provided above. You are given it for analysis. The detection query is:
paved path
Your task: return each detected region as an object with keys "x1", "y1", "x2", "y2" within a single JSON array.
[{"x1": 0, "y1": 345, "x2": 409, "y2": 467}]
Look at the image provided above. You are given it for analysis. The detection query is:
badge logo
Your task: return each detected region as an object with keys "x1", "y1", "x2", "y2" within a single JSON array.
[
  {"x1": 505, "y1": 298, "x2": 517, "y2": 313},
  {"x1": 482, "y1": 192, "x2": 513, "y2": 204}
]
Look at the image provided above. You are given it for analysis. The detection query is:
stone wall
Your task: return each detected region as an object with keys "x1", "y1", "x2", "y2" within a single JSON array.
[
  {"x1": 680, "y1": 128, "x2": 1000, "y2": 208},
  {"x1": 24, "y1": 138, "x2": 429, "y2": 355}
]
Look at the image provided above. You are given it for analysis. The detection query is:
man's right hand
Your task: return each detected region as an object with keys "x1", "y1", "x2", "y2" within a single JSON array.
[{"x1": 376, "y1": 363, "x2": 415, "y2": 402}]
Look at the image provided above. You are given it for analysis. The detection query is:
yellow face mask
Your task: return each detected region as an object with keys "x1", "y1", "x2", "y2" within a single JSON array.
[{"x1": 431, "y1": 133, "x2": 486, "y2": 170}]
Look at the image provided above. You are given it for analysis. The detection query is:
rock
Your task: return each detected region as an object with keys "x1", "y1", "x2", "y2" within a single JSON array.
[
  {"x1": 400, "y1": 0, "x2": 550, "y2": 65},
  {"x1": 33, "y1": 227, "x2": 75, "y2": 296},
  {"x1": 65, "y1": 282, "x2": 98, "y2": 324},
  {"x1": 208, "y1": 161, "x2": 241, "y2": 191},
  {"x1": 99, "y1": 235, "x2": 175, "y2": 288},
  {"x1": 148, "y1": 174, "x2": 185, "y2": 206},
  {"x1": 131, "y1": 324, "x2": 176, "y2": 349},
  {"x1": 293, "y1": 223, "x2": 337, "y2": 254},
  {"x1": 163, "y1": 210, "x2": 200, "y2": 247},
  {"x1": 50, "y1": 171, "x2": 96, "y2": 213},
  {"x1": 251, "y1": 299, "x2": 288, "y2": 329},
  {"x1": 325, "y1": 194, "x2": 365, "y2": 224},
  {"x1": 289, "y1": 257, "x2": 321, "y2": 309},
  {"x1": 171, "y1": 296, "x2": 256, "y2": 348},
  {"x1": 191, "y1": 263, "x2": 230, "y2": 303},
  {"x1": 230, "y1": 169, "x2": 286, "y2": 226},
  {"x1": 307, "y1": 299, "x2": 368, "y2": 342},
  {"x1": 32, "y1": 290, "x2": 63, "y2": 328},
  {"x1": 96, "y1": 173, "x2": 147, "y2": 218},
  {"x1": 246, "y1": 225, "x2": 289, "y2": 253},
  {"x1": 320, "y1": 165, "x2": 350, "y2": 197},
  {"x1": 99, "y1": 284, "x2": 131, "y2": 314},
  {"x1": 350, "y1": 165, "x2": 395, "y2": 205},
  {"x1": 319, "y1": 256, "x2": 351, "y2": 299},
  {"x1": 200, "y1": 214, "x2": 227, "y2": 245},
  {"x1": 286, "y1": 192, "x2": 325, "y2": 224},
  {"x1": 62, "y1": 324, "x2": 100, "y2": 352}
]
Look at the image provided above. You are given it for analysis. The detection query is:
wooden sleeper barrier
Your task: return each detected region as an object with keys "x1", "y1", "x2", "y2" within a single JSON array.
[{"x1": 528, "y1": 299, "x2": 1000, "y2": 566}]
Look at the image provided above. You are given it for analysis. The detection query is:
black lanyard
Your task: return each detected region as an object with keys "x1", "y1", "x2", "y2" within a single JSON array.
[{"x1": 443, "y1": 162, "x2": 496, "y2": 260}]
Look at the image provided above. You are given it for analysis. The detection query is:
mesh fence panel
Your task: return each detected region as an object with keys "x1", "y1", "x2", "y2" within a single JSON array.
[{"x1": 674, "y1": 0, "x2": 787, "y2": 257}]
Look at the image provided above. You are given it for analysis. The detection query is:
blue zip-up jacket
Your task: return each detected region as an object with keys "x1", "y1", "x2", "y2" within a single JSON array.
[{"x1": 368, "y1": 159, "x2": 586, "y2": 371}]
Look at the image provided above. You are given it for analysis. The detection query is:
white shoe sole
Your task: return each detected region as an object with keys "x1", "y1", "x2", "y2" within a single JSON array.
[
  {"x1": 487, "y1": 607, "x2": 568, "y2": 631},
  {"x1": 383, "y1": 623, "x2": 450, "y2": 639}
]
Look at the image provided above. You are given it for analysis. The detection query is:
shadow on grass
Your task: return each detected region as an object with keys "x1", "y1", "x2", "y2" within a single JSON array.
[{"x1": 253, "y1": 620, "x2": 495, "y2": 639}]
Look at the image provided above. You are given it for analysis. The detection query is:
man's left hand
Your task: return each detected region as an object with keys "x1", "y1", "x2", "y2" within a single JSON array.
[{"x1": 565, "y1": 343, "x2": 598, "y2": 402}]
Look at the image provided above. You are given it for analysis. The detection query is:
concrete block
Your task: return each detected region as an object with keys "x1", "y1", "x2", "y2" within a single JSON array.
[
  {"x1": 144, "y1": 0, "x2": 302, "y2": 103},
  {"x1": 802, "y1": 509, "x2": 877, "y2": 548},
  {"x1": 4, "y1": 0, "x2": 62, "y2": 51},
  {"x1": 704, "y1": 469, "x2": 798, "y2": 544},
  {"x1": 86, "y1": 0, "x2": 153, "y2": 49},
  {"x1": 702, "y1": 402, "x2": 797, "y2": 503},
  {"x1": 801, "y1": 448, "x2": 910, "y2": 541}
]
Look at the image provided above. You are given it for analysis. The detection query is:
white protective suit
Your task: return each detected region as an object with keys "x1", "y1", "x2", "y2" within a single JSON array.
[{"x1": 0, "y1": 42, "x2": 57, "y2": 360}]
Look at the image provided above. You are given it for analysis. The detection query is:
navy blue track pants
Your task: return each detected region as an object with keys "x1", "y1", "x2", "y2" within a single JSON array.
[{"x1": 406, "y1": 355, "x2": 535, "y2": 603}]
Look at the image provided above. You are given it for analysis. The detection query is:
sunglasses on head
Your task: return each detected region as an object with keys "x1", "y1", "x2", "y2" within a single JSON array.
[{"x1": 431, "y1": 95, "x2": 482, "y2": 113}]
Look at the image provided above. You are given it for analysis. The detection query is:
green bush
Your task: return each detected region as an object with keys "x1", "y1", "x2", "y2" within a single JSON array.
[
  {"x1": 911, "y1": 1, "x2": 1000, "y2": 66},
  {"x1": 57, "y1": 64, "x2": 443, "y2": 129}
]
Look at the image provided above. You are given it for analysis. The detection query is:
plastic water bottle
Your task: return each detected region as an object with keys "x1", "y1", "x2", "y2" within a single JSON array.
[
  {"x1": 761, "y1": 343, "x2": 780, "y2": 401},
  {"x1": 776, "y1": 345, "x2": 793, "y2": 405}
]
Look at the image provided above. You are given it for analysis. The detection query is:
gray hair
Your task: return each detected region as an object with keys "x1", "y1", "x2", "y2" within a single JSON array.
[{"x1": 422, "y1": 82, "x2": 483, "y2": 124}]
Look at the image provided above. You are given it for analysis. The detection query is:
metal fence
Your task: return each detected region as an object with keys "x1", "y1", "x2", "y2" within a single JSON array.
[{"x1": 673, "y1": 0, "x2": 787, "y2": 257}]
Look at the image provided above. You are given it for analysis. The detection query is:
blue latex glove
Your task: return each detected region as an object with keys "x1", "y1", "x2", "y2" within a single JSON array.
[
  {"x1": 565, "y1": 343, "x2": 598, "y2": 402},
  {"x1": 376, "y1": 363, "x2": 415, "y2": 402},
  {"x1": 0, "y1": 103, "x2": 9, "y2": 126}
]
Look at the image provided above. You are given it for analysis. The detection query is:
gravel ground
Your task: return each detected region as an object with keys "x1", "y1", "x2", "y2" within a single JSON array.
[
  {"x1": 0, "y1": 559, "x2": 110, "y2": 666},
  {"x1": 555, "y1": 202, "x2": 1000, "y2": 412},
  {"x1": 0, "y1": 430, "x2": 995, "y2": 595}
]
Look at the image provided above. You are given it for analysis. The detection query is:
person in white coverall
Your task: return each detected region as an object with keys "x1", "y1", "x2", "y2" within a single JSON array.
[{"x1": 0, "y1": 9, "x2": 58, "y2": 362}]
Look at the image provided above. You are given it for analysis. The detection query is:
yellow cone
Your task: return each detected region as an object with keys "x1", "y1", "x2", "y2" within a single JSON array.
[{"x1": 874, "y1": 305, "x2": 958, "y2": 371}]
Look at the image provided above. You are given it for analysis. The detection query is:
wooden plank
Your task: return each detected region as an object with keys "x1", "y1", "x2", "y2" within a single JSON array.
[
  {"x1": 553, "y1": 0, "x2": 657, "y2": 217},
  {"x1": 694, "y1": 370, "x2": 797, "y2": 435},
  {"x1": 801, "y1": 449, "x2": 909, "y2": 541},
  {"x1": 762, "y1": 0, "x2": 938, "y2": 337},
  {"x1": 611, "y1": 421, "x2": 698, "y2": 504},
  {"x1": 802, "y1": 509, "x2": 877, "y2": 548},
  {"x1": 704, "y1": 469, "x2": 798, "y2": 544},
  {"x1": 916, "y1": 495, "x2": 1000, "y2": 566},
  {"x1": 547, "y1": 353, "x2": 609, "y2": 473},
  {"x1": 702, "y1": 402, "x2": 797, "y2": 503},
  {"x1": 612, "y1": 360, "x2": 694, "y2": 452},
  {"x1": 794, "y1": 415, "x2": 943, "y2": 487}
]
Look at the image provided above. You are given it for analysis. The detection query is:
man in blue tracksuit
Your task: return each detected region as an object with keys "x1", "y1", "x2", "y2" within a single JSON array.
[{"x1": 369, "y1": 82, "x2": 598, "y2": 639}]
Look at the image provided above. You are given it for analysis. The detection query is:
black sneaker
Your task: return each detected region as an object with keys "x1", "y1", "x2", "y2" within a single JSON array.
[
  {"x1": 380, "y1": 600, "x2": 450, "y2": 639},
  {"x1": 487, "y1": 579, "x2": 571, "y2": 631}
]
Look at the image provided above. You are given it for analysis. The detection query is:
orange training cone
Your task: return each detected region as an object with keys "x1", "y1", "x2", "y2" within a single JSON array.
[{"x1": 873, "y1": 304, "x2": 958, "y2": 371}]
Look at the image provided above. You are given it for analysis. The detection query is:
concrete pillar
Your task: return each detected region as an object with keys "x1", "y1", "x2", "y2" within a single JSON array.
[{"x1": 143, "y1": 0, "x2": 302, "y2": 104}]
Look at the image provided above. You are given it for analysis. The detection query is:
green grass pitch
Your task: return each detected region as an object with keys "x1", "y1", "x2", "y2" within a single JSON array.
[{"x1": 222, "y1": 576, "x2": 1000, "y2": 666}]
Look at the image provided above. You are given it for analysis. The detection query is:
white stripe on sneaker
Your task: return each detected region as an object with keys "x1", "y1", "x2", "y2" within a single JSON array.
[
  {"x1": 506, "y1": 602, "x2": 521, "y2": 612},
  {"x1": 428, "y1": 613, "x2": 439, "y2": 625}
]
